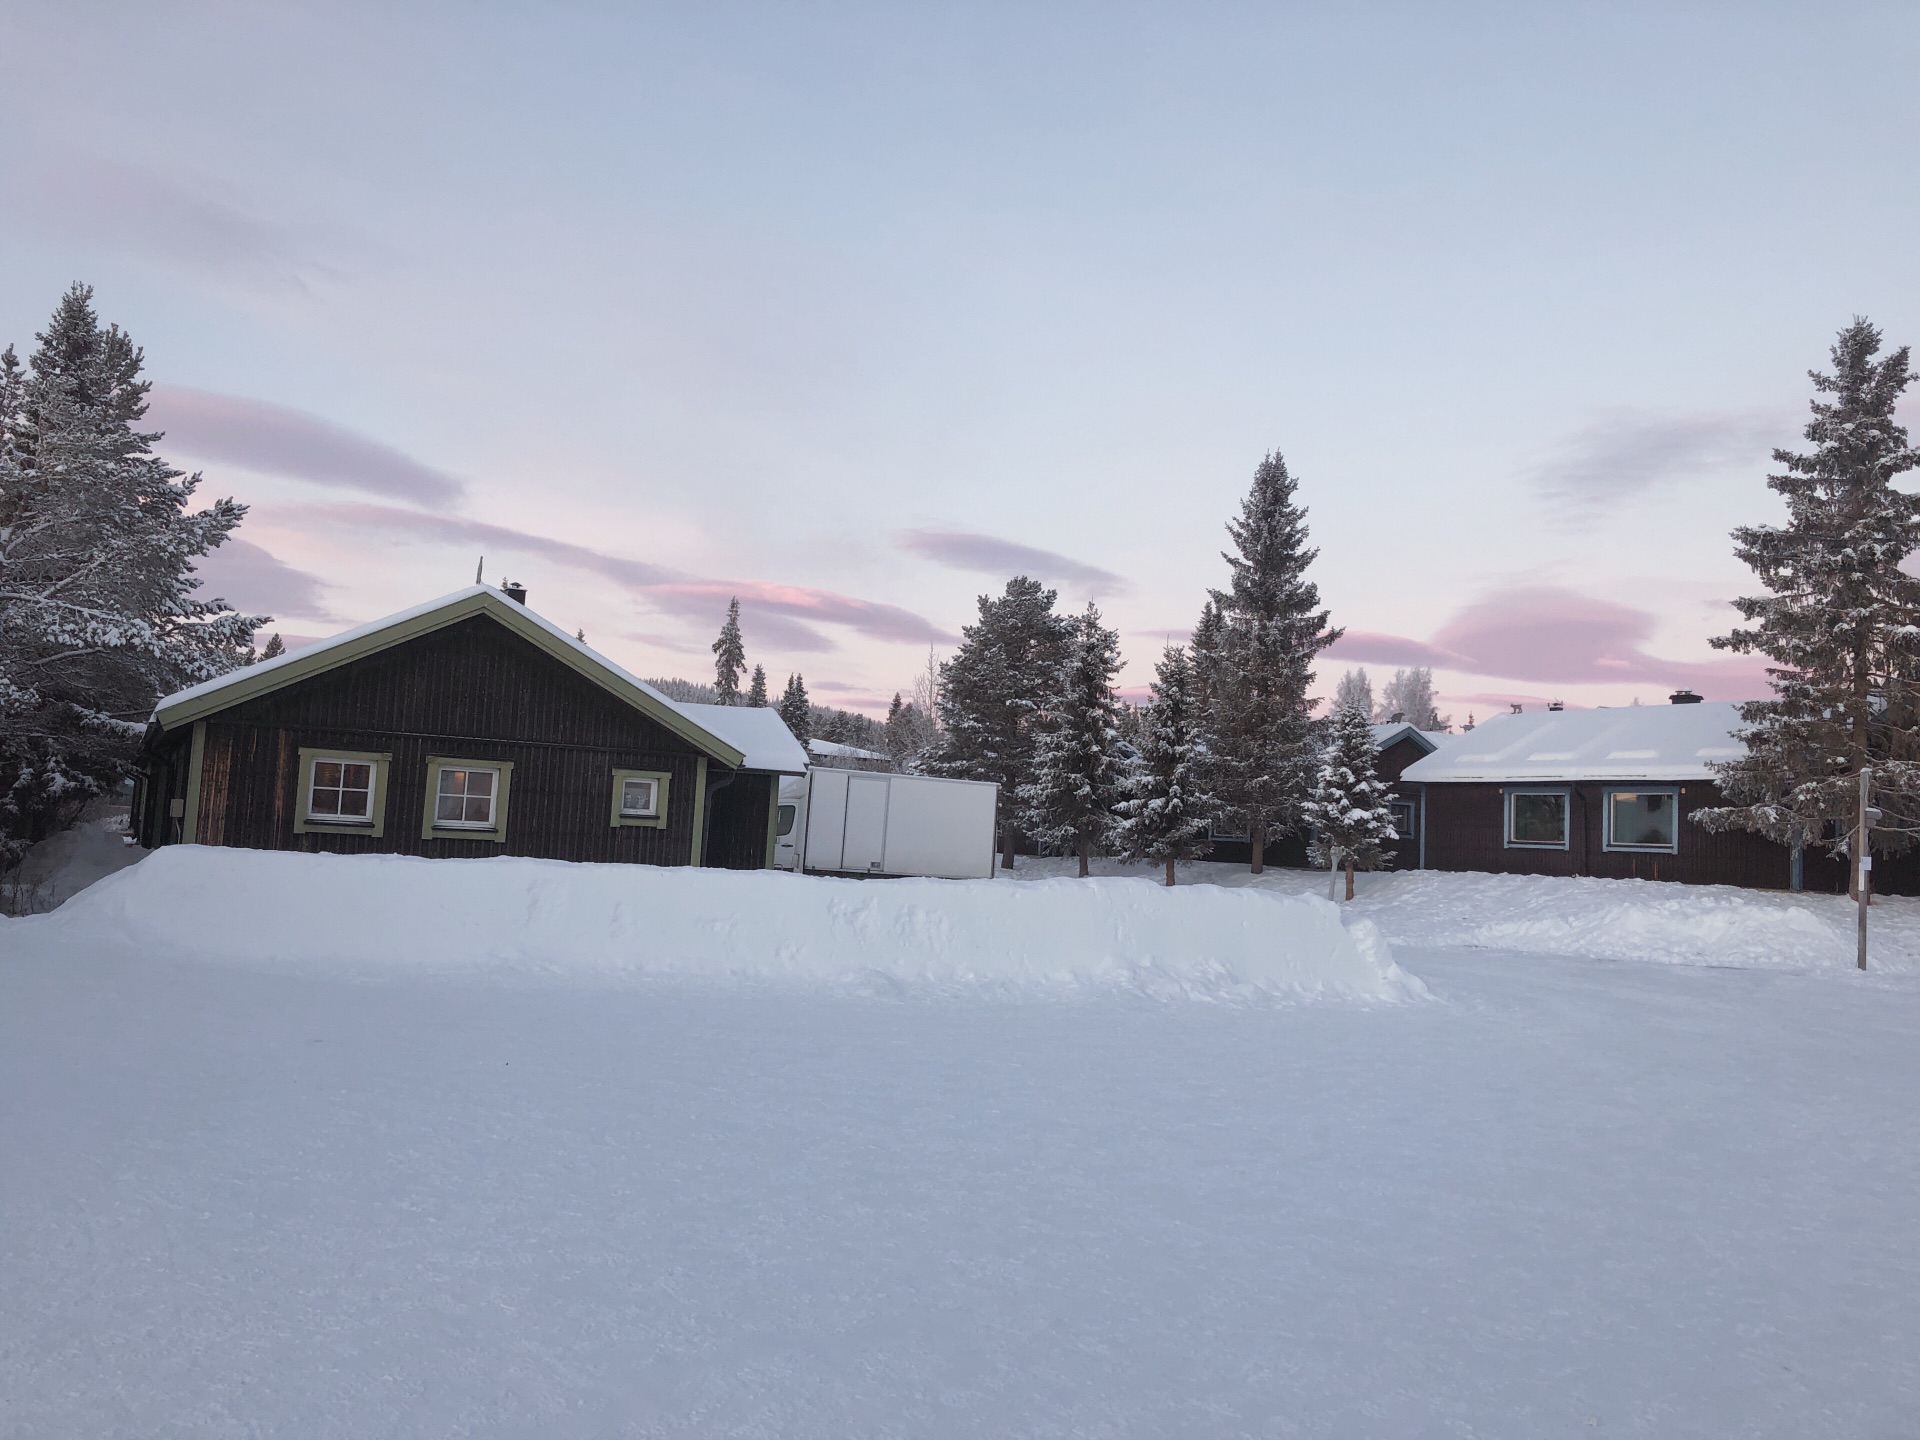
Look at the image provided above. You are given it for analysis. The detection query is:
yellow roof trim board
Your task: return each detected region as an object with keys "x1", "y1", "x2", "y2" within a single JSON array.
[{"x1": 151, "y1": 586, "x2": 748, "y2": 769}]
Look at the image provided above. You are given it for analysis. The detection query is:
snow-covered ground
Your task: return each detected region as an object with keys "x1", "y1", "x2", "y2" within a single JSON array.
[
  {"x1": 5, "y1": 850, "x2": 1919, "y2": 1434},
  {"x1": 1009, "y1": 856, "x2": 1920, "y2": 973}
]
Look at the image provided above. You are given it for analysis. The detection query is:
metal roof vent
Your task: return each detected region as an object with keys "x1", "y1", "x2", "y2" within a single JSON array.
[
  {"x1": 1669, "y1": 688, "x2": 1702, "y2": 705},
  {"x1": 501, "y1": 581, "x2": 527, "y2": 606}
]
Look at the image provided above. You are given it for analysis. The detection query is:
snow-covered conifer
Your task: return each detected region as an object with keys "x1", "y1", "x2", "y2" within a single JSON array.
[
  {"x1": 924, "y1": 576, "x2": 1071, "y2": 868},
  {"x1": 1115, "y1": 644, "x2": 1217, "y2": 885},
  {"x1": 711, "y1": 598, "x2": 746, "y2": 704},
  {"x1": 260, "y1": 633, "x2": 286, "y2": 660},
  {"x1": 1208, "y1": 451, "x2": 1342, "y2": 872},
  {"x1": 777, "y1": 672, "x2": 810, "y2": 741},
  {"x1": 1697, "y1": 318, "x2": 1920, "y2": 892},
  {"x1": 1303, "y1": 700, "x2": 1398, "y2": 900},
  {"x1": 1020, "y1": 601, "x2": 1125, "y2": 876},
  {"x1": 746, "y1": 664, "x2": 768, "y2": 707},
  {"x1": 0, "y1": 285, "x2": 261, "y2": 864},
  {"x1": 1334, "y1": 668, "x2": 1373, "y2": 718}
]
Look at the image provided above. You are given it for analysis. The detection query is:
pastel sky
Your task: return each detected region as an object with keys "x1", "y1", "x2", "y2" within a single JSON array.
[{"x1": 5, "y1": 3, "x2": 1918, "y2": 719}]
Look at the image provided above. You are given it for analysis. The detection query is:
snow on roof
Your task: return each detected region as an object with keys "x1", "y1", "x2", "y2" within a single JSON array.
[
  {"x1": 1369, "y1": 721, "x2": 1440, "y2": 756},
  {"x1": 676, "y1": 703, "x2": 811, "y2": 774},
  {"x1": 1398, "y1": 702, "x2": 1748, "y2": 784},
  {"x1": 807, "y1": 738, "x2": 890, "y2": 762},
  {"x1": 149, "y1": 585, "x2": 762, "y2": 768}
]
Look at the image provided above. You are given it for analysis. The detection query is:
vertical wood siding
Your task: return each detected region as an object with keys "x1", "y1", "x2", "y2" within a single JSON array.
[{"x1": 141, "y1": 615, "x2": 774, "y2": 868}]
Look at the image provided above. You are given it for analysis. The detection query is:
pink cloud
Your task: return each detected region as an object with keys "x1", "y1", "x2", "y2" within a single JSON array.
[
  {"x1": 272, "y1": 503, "x2": 952, "y2": 650},
  {"x1": 1328, "y1": 587, "x2": 1771, "y2": 700},
  {"x1": 152, "y1": 387, "x2": 465, "y2": 506}
]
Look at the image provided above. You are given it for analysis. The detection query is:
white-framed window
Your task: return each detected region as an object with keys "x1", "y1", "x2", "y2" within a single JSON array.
[
  {"x1": 610, "y1": 768, "x2": 671, "y2": 829},
  {"x1": 312, "y1": 758, "x2": 375, "y2": 822},
  {"x1": 422, "y1": 756, "x2": 514, "y2": 843},
  {"x1": 1506, "y1": 788, "x2": 1570, "y2": 849},
  {"x1": 295, "y1": 747, "x2": 390, "y2": 837},
  {"x1": 620, "y1": 776, "x2": 658, "y2": 818},
  {"x1": 436, "y1": 765, "x2": 498, "y2": 828},
  {"x1": 1604, "y1": 788, "x2": 1679, "y2": 852}
]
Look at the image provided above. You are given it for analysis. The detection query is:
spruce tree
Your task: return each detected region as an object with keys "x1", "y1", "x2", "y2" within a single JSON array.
[
  {"x1": 0, "y1": 284, "x2": 261, "y2": 864},
  {"x1": 1115, "y1": 644, "x2": 1218, "y2": 885},
  {"x1": 711, "y1": 597, "x2": 746, "y2": 704},
  {"x1": 259, "y1": 633, "x2": 286, "y2": 660},
  {"x1": 777, "y1": 672, "x2": 810, "y2": 743},
  {"x1": 1303, "y1": 700, "x2": 1398, "y2": 900},
  {"x1": 746, "y1": 664, "x2": 768, "y2": 707},
  {"x1": 1209, "y1": 451, "x2": 1342, "y2": 872},
  {"x1": 924, "y1": 575, "x2": 1072, "y2": 869},
  {"x1": 1020, "y1": 601, "x2": 1125, "y2": 877},
  {"x1": 1697, "y1": 317, "x2": 1920, "y2": 891}
]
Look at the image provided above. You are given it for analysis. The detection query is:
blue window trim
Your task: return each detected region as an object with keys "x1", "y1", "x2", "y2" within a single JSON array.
[{"x1": 1504, "y1": 786, "x2": 1572, "y2": 850}]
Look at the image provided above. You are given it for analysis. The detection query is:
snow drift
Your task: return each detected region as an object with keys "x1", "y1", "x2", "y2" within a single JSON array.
[{"x1": 3, "y1": 847, "x2": 1425, "y2": 1003}]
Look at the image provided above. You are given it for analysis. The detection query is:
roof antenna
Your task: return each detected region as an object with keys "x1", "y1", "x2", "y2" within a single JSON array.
[{"x1": 475, "y1": 555, "x2": 484, "y2": 584}]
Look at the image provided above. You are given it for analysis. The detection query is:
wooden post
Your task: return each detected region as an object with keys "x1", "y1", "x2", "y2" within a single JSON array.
[{"x1": 1857, "y1": 767, "x2": 1871, "y2": 972}]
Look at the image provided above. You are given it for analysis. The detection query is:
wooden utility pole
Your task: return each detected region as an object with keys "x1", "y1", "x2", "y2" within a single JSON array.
[{"x1": 1857, "y1": 767, "x2": 1872, "y2": 972}]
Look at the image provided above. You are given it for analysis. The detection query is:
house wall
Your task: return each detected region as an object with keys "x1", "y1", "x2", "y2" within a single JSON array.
[
  {"x1": 1418, "y1": 779, "x2": 1823, "y2": 890},
  {"x1": 139, "y1": 615, "x2": 769, "y2": 867}
]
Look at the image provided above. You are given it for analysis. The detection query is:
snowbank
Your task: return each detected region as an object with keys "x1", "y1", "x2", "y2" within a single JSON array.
[
  {"x1": 1008, "y1": 857, "x2": 1920, "y2": 973},
  {"x1": 3, "y1": 847, "x2": 1425, "y2": 1003}
]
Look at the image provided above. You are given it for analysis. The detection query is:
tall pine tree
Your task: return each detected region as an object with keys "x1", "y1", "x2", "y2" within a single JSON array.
[
  {"x1": 1697, "y1": 318, "x2": 1920, "y2": 891},
  {"x1": 1303, "y1": 700, "x2": 1398, "y2": 900},
  {"x1": 777, "y1": 672, "x2": 810, "y2": 742},
  {"x1": 0, "y1": 284, "x2": 261, "y2": 864},
  {"x1": 711, "y1": 597, "x2": 746, "y2": 704},
  {"x1": 924, "y1": 576, "x2": 1072, "y2": 869},
  {"x1": 1115, "y1": 644, "x2": 1217, "y2": 885},
  {"x1": 1020, "y1": 601, "x2": 1125, "y2": 877},
  {"x1": 1209, "y1": 451, "x2": 1342, "y2": 872}
]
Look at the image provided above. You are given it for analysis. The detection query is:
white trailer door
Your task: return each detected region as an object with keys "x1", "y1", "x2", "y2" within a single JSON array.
[
  {"x1": 803, "y1": 769, "x2": 849, "y2": 871},
  {"x1": 841, "y1": 774, "x2": 891, "y2": 872},
  {"x1": 882, "y1": 776, "x2": 998, "y2": 879}
]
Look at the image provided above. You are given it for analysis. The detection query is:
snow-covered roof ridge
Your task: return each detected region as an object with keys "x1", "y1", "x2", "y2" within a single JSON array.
[
  {"x1": 1367, "y1": 721, "x2": 1440, "y2": 756},
  {"x1": 148, "y1": 585, "x2": 755, "y2": 769},
  {"x1": 1398, "y1": 701, "x2": 1749, "y2": 783},
  {"x1": 808, "y1": 738, "x2": 890, "y2": 762}
]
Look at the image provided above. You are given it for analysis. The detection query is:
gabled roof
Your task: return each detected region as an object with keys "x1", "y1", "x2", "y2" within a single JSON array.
[
  {"x1": 150, "y1": 586, "x2": 747, "y2": 769},
  {"x1": 1369, "y1": 721, "x2": 1441, "y2": 757},
  {"x1": 678, "y1": 703, "x2": 811, "y2": 774},
  {"x1": 1398, "y1": 702, "x2": 1747, "y2": 784}
]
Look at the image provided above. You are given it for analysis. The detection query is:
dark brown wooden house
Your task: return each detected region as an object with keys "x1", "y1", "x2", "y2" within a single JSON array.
[
  {"x1": 1396, "y1": 697, "x2": 1895, "y2": 893},
  {"x1": 133, "y1": 585, "x2": 808, "y2": 870}
]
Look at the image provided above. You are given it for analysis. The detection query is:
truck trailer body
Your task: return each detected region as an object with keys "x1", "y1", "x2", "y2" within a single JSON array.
[{"x1": 775, "y1": 769, "x2": 998, "y2": 880}]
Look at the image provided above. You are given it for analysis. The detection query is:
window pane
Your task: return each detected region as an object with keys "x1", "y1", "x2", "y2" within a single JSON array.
[
  {"x1": 436, "y1": 793, "x2": 465, "y2": 822},
  {"x1": 1611, "y1": 791, "x2": 1676, "y2": 848},
  {"x1": 622, "y1": 778, "x2": 655, "y2": 815},
  {"x1": 467, "y1": 770, "x2": 494, "y2": 799},
  {"x1": 337, "y1": 788, "x2": 369, "y2": 817},
  {"x1": 463, "y1": 795, "x2": 492, "y2": 824},
  {"x1": 341, "y1": 763, "x2": 372, "y2": 790},
  {"x1": 777, "y1": 804, "x2": 796, "y2": 837},
  {"x1": 314, "y1": 761, "x2": 343, "y2": 789},
  {"x1": 439, "y1": 768, "x2": 467, "y2": 799},
  {"x1": 1511, "y1": 793, "x2": 1567, "y2": 846},
  {"x1": 310, "y1": 786, "x2": 341, "y2": 815}
]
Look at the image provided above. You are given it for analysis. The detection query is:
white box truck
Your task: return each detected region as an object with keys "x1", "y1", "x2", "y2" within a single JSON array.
[{"x1": 774, "y1": 769, "x2": 998, "y2": 880}]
